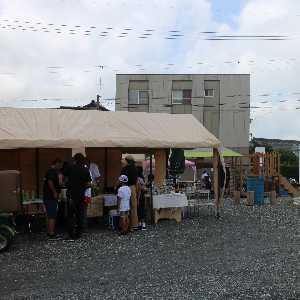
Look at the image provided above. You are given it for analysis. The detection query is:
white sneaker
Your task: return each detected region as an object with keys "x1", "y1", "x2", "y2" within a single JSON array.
[{"x1": 142, "y1": 223, "x2": 146, "y2": 230}]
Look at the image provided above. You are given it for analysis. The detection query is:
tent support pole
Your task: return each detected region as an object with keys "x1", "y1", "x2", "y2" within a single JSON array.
[
  {"x1": 213, "y1": 148, "x2": 220, "y2": 218},
  {"x1": 36, "y1": 148, "x2": 40, "y2": 198},
  {"x1": 150, "y1": 154, "x2": 153, "y2": 223},
  {"x1": 104, "y1": 148, "x2": 108, "y2": 190},
  {"x1": 150, "y1": 153, "x2": 153, "y2": 190},
  {"x1": 165, "y1": 149, "x2": 169, "y2": 178},
  {"x1": 154, "y1": 150, "x2": 166, "y2": 188}
]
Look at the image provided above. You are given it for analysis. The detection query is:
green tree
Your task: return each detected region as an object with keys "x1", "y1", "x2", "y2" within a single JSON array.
[
  {"x1": 277, "y1": 149, "x2": 298, "y2": 166},
  {"x1": 277, "y1": 149, "x2": 299, "y2": 181}
]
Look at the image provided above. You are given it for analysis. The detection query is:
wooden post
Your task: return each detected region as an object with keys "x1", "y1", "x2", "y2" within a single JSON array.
[
  {"x1": 104, "y1": 148, "x2": 108, "y2": 190},
  {"x1": 270, "y1": 190, "x2": 277, "y2": 206},
  {"x1": 106, "y1": 149, "x2": 122, "y2": 187},
  {"x1": 165, "y1": 149, "x2": 169, "y2": 178},
  {"x1": 234, "y1": 191, "x2": 241, "y2": 205},
  {"x1": 246, "y1": 191, "x2": 254, "y2": 206},
  {"x1": 239, "y1": 157, "x2": 242, "y2": 192},
  {"x1": 213, "y1": 148, "x2": 219, "y2": 217},
  {"x1": 35, "y1": 148, "x2": 40, "y2": 198},
  {"x1": 234, "y1": 157, "x2": 237, "y2": 190},
  {"x1": 149, "y1": 154, "x2": 154, "y2": 224},
  {"x1": 154, "y1": 149, "x2": 167, "y2": 188}
]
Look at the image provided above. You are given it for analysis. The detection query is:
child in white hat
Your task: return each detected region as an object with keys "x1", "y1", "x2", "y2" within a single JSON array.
[{"x1": 117, "y1": 175, "x2": 131, "y2": 234}]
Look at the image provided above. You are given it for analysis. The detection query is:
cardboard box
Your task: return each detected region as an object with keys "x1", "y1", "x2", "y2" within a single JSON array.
[{"x1": 87, "y1": 195, "x2": 103, "y2": 218}]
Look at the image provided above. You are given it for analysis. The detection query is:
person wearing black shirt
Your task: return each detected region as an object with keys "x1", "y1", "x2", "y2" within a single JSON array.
[
  {"x1": 43, "y1": 159, "x2": 62, "y2": 238},
  {"x1": 225, "y1": 165, "x2": 231, "y2": 196},
  {"x1": 137, "y1": 165, "x2": 147, "y2": 230},
  {"x1": 120, "y1": 155, "x2": 138, "y2": 230},
  {"x1": 65, "y1": 153, "x2": 91, "y2": 239}
]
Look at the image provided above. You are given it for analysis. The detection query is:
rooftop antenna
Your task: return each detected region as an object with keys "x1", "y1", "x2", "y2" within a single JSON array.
[
  {"x1": 96, "y1": 65, "x2": 104, "y2": 110},
  {"x1": 96, "y1": 94, "x2": 100, "y2": 110}
]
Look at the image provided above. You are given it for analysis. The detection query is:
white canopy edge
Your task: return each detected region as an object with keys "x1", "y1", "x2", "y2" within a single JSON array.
[{"x1": 0, "y1": 108, "x2": 221, "y2": 150}]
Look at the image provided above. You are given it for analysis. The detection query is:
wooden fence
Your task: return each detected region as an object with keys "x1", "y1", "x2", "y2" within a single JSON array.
[{"x1": 250, "y1": 152, "x2": 280, "y2": 177}]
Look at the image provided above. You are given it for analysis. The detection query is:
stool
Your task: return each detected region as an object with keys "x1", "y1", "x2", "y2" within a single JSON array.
[{"x1": 108, "y1": 210, "x2": 120, "y2": 230}]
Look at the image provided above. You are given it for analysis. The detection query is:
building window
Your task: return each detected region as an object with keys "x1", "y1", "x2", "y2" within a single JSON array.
[
  {"x1": 128, "y1": 90, "x2": 149, "y2": 105},
  {"x1": 171, "y1": 89, "x2": 192, "y2": 104},
  {"x1": 205, "y1": 89, "x2": 214, "y2": 98}
]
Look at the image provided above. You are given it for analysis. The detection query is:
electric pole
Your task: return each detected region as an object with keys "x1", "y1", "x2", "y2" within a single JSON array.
[
  {"x1": 96, "y1": 65, "x2": 104, "y2": 110},
  {"x1": 298, "y1": 144, "x2": 300, "y2": 183}
]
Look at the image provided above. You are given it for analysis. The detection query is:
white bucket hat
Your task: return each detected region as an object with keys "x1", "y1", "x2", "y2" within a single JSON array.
[{"x1": 119, "y1": 174, "x2": 128, "y2": 183}]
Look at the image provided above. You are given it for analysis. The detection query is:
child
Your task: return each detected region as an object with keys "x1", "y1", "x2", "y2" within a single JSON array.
[{"x1": 117, "y1": 175, "x2": 131, "y2": 235}]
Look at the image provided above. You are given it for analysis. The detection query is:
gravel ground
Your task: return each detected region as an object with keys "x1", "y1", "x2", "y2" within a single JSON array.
[{"x1": 0, "y1": 200, "x2": 299, "y2": 300}]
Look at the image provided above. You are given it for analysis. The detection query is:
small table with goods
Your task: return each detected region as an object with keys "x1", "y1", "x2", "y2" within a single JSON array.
[
  {"x1": 22, "y1": 198, "x2": 46, "y2": 232},
  {"x1": 152, "y1": 192, "x2": 188, "y2": 224}
]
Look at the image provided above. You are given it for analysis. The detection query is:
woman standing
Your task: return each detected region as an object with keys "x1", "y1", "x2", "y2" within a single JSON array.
[
  {"x1": 120, "y1": 155, "x2": 139, "y2": 231},
  {"x1": 137, "y1": 165, "x2": 147, "y2": 230}
]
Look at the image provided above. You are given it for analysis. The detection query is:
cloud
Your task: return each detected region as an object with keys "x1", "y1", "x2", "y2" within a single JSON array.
[
  {"x1": 236, "y1": 0, "x2": 300, "y2": 139},
  {"x1": 1, "y1": 0, "x2": 211, "y2": 107},
  {"x1": 0, "y1": 0, "x2": 299, "y2": 140}
]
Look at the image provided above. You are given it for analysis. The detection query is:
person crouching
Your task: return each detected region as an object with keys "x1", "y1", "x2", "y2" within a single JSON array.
[{"x1": 117, "y1": 175, "x2": 131, "y2": 235}]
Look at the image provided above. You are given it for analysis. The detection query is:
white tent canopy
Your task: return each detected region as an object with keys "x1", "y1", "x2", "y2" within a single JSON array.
[{"x1": 0, "y1": 108, "x2": 221, "y2": 149}]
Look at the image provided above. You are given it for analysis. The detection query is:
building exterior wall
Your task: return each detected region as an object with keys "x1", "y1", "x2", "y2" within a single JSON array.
[{"x1": 116, "y1": 74, "x2": 250, "y2": 154}]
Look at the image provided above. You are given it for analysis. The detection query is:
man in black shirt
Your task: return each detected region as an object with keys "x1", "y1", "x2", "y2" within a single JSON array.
[
  {"x1": 120, "y1": 155, "x2": 138, "y2": 230},
  {"x1": 43, "y1": 159, "x2": 63, "y2": 238},
  {"x1": 65, "y1": 153, "x2": 91, "y2": 239}
]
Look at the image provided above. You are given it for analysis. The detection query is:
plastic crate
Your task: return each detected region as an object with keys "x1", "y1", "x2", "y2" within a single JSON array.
[
  {"x1": 279, "y1": 189, "x2": 289, "y2": 197},
  {"x1": 247, "y1": 176, "x2": 264, "y2": 205}
]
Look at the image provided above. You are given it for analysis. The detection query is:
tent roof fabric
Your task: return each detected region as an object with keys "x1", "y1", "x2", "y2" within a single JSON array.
[
  {"x1": 184, "y1": 148, "x2": 242, "y2": 158},
  {"x1": 0, "y1": 108, "x2": 221, "y2": 150}
]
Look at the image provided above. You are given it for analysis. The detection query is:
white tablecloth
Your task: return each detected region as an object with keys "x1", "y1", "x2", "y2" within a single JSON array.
[
  {"x1": 104, "y1": 194, "x2": 118, "y2": 207},
  {"x1": 22, "y1": 199, "x2": 44, "y2": 205},
  {"x1": 153, "y1": 193, "x2": 188, "y2": 209}
]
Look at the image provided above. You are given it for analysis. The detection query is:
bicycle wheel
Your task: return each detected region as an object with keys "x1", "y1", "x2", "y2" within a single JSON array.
[
  {"x1": 0, "y1": 225, "x2": 15, "y2": 241},
  {"x1": 0, "y1": 233, "x2": 9, "y2": 252}
]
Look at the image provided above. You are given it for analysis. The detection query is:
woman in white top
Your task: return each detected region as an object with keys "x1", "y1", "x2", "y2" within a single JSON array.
[{"x1": 88, "y1": 160, "x2": 101, "y2": 184}]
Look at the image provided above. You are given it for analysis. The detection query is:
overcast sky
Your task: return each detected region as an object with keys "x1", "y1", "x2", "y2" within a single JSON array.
[{"x1": 0, "y1": 0, "x2": 300, "y2": 140}]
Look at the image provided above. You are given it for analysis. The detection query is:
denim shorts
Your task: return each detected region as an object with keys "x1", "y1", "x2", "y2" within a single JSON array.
[
  {"x1": 119, "y1": 211, "x2": 129, "y2": 217},
  {"x1": 43, "y1": 198, "x2": 58, "y2": 219}
]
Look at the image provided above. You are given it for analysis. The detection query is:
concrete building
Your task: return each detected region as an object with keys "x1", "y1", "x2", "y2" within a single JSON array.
[{"x1": 116, "y1": 74, "x2": 250, "y2": 154}]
